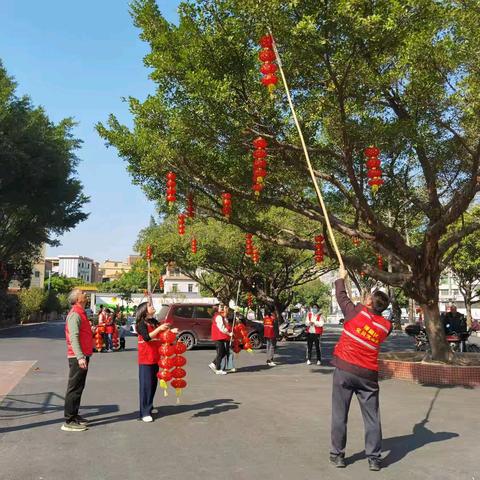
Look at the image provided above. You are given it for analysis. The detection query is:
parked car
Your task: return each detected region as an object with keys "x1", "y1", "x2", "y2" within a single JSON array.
[{"x1": 157, "y1": 303, "x2": 263, "y2": 350}]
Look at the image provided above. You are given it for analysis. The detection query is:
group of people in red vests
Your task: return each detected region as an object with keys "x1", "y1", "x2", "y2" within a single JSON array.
[{"x1": 63, "y1": 268, "x2": 393, "y2": 471}]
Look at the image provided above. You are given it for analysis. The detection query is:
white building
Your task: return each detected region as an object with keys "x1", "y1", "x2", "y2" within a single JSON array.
[
  {"x1": 163, "y1": 263, "x2": 200, "y2": 297},
  {"x1": 46, "y1": 255, "x2": 93, "y2": 283}
]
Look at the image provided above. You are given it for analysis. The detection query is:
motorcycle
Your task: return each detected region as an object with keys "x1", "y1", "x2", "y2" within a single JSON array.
[
  {"x1": 279, "y1": 319, "x2": 307, "y2": 341},
  {"x1": 405, "y1": 324, "x2": 480, "y2": 352}
]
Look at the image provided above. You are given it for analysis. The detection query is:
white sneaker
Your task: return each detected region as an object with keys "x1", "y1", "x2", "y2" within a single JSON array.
[
  {"x1": 208, "y1": 362, "x2": 217, "y2": 372},
  {"x1": 142, "y1": 416, "x2": 153, "y2": 423},
  {"x1": 267, "y1": 361, "x2": 276, "y2": 366},
  {"x1": 306, "y1": 360, "x2": 312, "y2": 365},
  {"x1": 317, "y1": 360, "x2": 321, "y2": 365},
  {"x1": 227, "y1": 368, "x2": 236, "y2": 373},
  {"x1": 215, "y1": 370, "x2": 227, "y2": 375}
]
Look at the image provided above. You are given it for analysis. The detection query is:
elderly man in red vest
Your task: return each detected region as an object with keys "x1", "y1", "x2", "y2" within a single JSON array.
[
  {"x1": 330, "y1": 268, "x2": 391, "y2": 471},
  {"x1": 62, "y1": 288, "x2": 93, "y2": 432}
]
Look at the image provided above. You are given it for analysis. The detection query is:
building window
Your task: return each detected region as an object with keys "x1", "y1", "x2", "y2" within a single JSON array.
[
  {"x1": 172, "y1": 284, "x2": 178, "y2": 293},
  {"x1": 114, "y1": 263, "x2": 118, "y2": 267},
  {"x1": 188, "y1": 284, "x2": 193, "y2": 293},
  {"x1": 34, "y1": 271, "x2": 40, "y2": 278}
]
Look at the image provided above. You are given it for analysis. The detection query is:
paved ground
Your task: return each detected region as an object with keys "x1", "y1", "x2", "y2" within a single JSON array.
[{"x1": 0, "y1": 322, "x2": 478, "y2": 480}]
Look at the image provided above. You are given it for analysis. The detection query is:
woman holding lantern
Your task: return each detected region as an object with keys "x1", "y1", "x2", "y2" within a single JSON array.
[{"x1": 135, "y1": 302, "x2": 177, "y2": 422}]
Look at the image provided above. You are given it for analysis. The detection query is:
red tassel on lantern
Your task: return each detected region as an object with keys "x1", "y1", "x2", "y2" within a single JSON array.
[
  {"x1": 166, "y1": 172, "x2": 177, "y2": 207},
  {"x1": 178, "y1": 213, "x2": 186, "y2": 235},
  {"x1": 221, "y1": 192, "x2": 232, "y2": 218},
  {"x1": 314, "y1": 235, "x2": 324, "y2": 264},
  {"x1": 258, "y1": 34, "x2": 278, "y2": 96},
  {"x1": 364, "y1": 146, "x2": 384, "y2": 194},
  {"x1": 191, "y1": 237, "x2": 197, "y2": 254}
]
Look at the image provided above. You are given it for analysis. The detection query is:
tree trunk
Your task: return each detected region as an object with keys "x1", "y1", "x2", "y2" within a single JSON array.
[
  {"x1": 421, "y1": 302, "x2": 451, "y2": 362},
  {"x1": 391, "y1": 297, "x2": 402, "y2": 330},
  {"x1": 463, "y1": 285, "x2": 473, "y2": 329}
]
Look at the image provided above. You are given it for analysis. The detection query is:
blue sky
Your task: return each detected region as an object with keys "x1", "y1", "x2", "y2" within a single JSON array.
[{"x1": 0, "y1": 0, "x2": 180, "y2": 263}]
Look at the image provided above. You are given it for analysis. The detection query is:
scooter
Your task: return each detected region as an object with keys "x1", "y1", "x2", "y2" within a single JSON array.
[
  {"x1": 405, "y1": 324, "x2": 479, "y2": 352},
  {"x1": 279, "y1": 320, "x2": 307, "y2": 341}
]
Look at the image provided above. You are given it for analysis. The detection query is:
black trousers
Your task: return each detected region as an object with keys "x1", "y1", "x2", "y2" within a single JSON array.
[
  {"x1": 331, "y1": 368, "x2": 382, "y2": 459},
  {"x1": 214, "y1": 340, "x2": 229, "y2": 371},
  {"x1": 119, "y1": 337, "x2": 126, "y2": 350},
  {"x1": 306, "y1": 333, "x2": 321, "y2": 361},
  {"x1": 139, "y1": 364, "x2": 159, "y2": 418},
  {"x1": 64, "y1": 357, "x2": 90, "y2": 422}
]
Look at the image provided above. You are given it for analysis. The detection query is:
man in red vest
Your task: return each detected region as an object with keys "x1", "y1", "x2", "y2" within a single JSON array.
[
  {"x1": 62, "y1": 288, "x2": 94, "y2": 432},
  {"x1": 330, "y1": 269, "x2": 391, "y2": 471},
  {"x1": 263, "y1": 309, "x2": 277, "y2": 366}
]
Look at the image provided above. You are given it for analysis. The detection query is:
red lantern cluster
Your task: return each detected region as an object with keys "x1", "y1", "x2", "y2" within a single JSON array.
[
  {"x1": 178, "y1": 213, "x2": 186, "y2": 235},
  {"x1": 314, "y1": 235, "x2": 324, "y2": 264},
  {"x1": 247, "y1": 292, "x2": 253, "y2": 308},
  {"x1": 146, "y1": 245, "x2": 153, "y2": 261},
  {"x1": 245, "y1": 233, "x2": 253, "y2": 257},
  {"x1": 156, "y1": 332, "x2": 188, "y2": 402},
  {"x1": 94, "y1": 325, "x2": 104, "y2": 352},
  {"x1": 258, "y1": 34, "x2": 278, "y2": 95},
  {"x1": 221, "y1": 192, "x2": 232, "y2": 218},
  {"x1": 364, "y1": 146, "x2": 384, "y2": 193},
  {"x1": 252, "y1": 137, "x2": 268, "y2": 197},
  {"x1": 112, "y1": 324, "x2": 119, "y2": 350},
  {"x1": 252, "y1": 246, "x2": 260, "y2": 265},
  {"x1": 166, "y1": 172, "x2": 177, "y2": 206},
  {"x1": 186, "y1": 193, "x2": 195, "y2": 219},
  {"x1": 377, "y1": 254, "x2": 384, "y2": 270},
  {"x1": 233, "y1": 322, "x2": 253, "y2": 353},
  {"x1": 191, "y1": 237, "x2": 197, "y2": 254},
  {"x1": 159, "y1": 276, "x2": 164, "y2": 292}
]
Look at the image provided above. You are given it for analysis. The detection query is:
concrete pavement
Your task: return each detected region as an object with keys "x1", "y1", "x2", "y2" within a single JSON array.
[{"x1": 0, "y1": 322, "x2": 478, "y2": 480}]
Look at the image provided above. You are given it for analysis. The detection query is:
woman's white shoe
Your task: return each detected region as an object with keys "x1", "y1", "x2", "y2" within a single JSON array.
[{"x1": 142, "y1": 415, "x2": 153, "y2": 422}]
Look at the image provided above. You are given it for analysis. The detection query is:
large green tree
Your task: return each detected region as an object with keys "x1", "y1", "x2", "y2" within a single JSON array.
[
  {"x1": 136, "y1": 216, "x2": 332, "y2": 317},
  {"x1": 0, "y1": 62, "x2": 88, "y2": 289},
  {"x1": 98, "y1": 0, "x2": 480, "y2": 361}
]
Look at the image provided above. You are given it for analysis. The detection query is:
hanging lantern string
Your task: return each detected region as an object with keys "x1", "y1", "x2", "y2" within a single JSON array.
[{"x1": 268, "y1": 28, "x2": 345, "y2": 272}]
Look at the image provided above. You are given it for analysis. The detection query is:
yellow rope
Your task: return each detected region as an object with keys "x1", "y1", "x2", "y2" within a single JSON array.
[{"x1": 269, "y1": 29, "x2": 345, "y2": 270}]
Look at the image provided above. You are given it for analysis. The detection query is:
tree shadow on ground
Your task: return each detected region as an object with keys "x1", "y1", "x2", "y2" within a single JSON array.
[
  {"x1": 89, "y1": 398, "x2": 241, "y2": 426},
  {"x1": 0, "y1": 391, "x2": 119, "y2": 434},
  {"x1": 346, "y1": 386, "x2": 459, "y2": 468}
]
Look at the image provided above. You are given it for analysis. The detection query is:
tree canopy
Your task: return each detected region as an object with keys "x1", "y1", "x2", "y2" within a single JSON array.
[
  {"x1": 0, "y1": 61, "x2": 88, "y2": 288},
  {"x1": 98, "y1": 0, "x2": 480, "y2": 361}
]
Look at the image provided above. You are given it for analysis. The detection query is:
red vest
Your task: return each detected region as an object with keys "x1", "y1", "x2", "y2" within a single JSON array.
[
  {"x1": 65, "y1": 304, "x2": 93, "y2": 358},
  {"x1": 211, "y1": 314, "x2": 231, "y2": 341},
  {"x1": 138, "y1": 322, "x2": 161, "y2": 365},
  {"x1": 105, "y1": 317, "x2": 114, "y2": 334},
  {"x1": 334, "y1": 307, "x2": 391, "y2": 371},
  {"x1": 263, "y1": 316, "x2": 275, "y2": 339},
  {"x1": 307, "y1": 312, "x2": 324, "y2": 335}
]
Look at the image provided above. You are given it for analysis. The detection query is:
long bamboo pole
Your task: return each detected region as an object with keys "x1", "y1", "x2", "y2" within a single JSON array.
[{"x1": 269, "y1": 29, "x2": 345, "y2": 272}]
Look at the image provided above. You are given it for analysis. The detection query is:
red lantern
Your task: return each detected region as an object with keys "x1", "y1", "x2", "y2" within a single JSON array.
[
  {"x1": 191, "y1": 237, "x2": 197, "y2": 254},
  {"x1": 175, "y1": 342, "x2": 187, "y2": 354},
  {"x1": 160, "y1": 330, "x2": 177, "y2": 344},
  {"x1": 314, "y1": 235, "x2": 324, "y2": 264},
  {"x1": 159, "y1": 344, "x2": 175, "y2": 357},
  {"x1": 186, "y1": 193, "x2": 195, "y2": 218},
  {"x1": 252, "y1": 137, "x2": 268, "y2": 196},
  {"x1": 172, "y1": 367, "x2": 186, "y2": 379},
  {"x1": 352, "y1": 237, "x2": 360, "y2": 247},
  {"x1": 221, "y1": 192, "x2": 232, "y2": 218},
  {"x1": 159, "y1": 276, "x2": 164, "y2": 291},
  {"x1": 146, "y1": 245, "x2": 152, "y2": 261},
  {"x1": 159, "y1": 356, "x2": 174, "y2": 369},
  {"x1": 364, "y1": 146, "x2": 384, "y2": 193},
  {"x1": 172, "y1": 355, "x2": 187, "y2": 367},
  {"x1": 245, "y1": 233, "x2": 253, "y2": 256},
  {"x1": 377, "y1": 254, "x2": 384, "y2": 270},
  {"x1": 157, "y1": 369, "x2": 173, "y2": 382},
  {"x1": 178, "y1": 213, "x2": 186, "y2": 235},
  {"x1": 171, "y1": 378, "x2": 187, "y2": 403},
  {"x1": 166, "y1": 171, "x2": 177, "y2": 206},
  {"x1": 232, "y1": 340, "x2": 241, "y2": 354},
  {"x1": 258, "y1": 35, "x2": 278, "y2": 95}
]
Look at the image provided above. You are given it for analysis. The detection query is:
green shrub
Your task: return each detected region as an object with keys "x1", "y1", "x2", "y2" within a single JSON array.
[
  {"x1": 18, "y1": 288, "x2": 47, "y2": 322},
  {"x1": 0, "y1": 291, "x2": 20, "y2": 326},
  {"x1": 44, "y1": 291, "x2": 61, "y2": 313},
  {"x1": 57, "y1": 293, "x2": 70, "y2": 313}
]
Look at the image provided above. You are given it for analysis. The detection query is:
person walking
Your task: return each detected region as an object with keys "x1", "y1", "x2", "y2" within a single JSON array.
[
  {"x1": 305, "y1": 303, "x2": 324, "y2": 365},
  {"x1": 330, "y1": 268, "x2": 391, "y2": 471},
  {"x1": 62, "y1": 288, "x2": 94, "y2": 432},
  {"x1": 135, "y1": 302, "x2": 176, "y2": 422},
  {"x1": 104, "y1": 309, "x2": 114, "y2": 352},
  {"x1": 264, "y1": 309, "x2": 277, "y2": 366},
  {"x1": 209, "y1": 305, "x2": 232, "y2": 375},
  {"x1": 119, "y1": 319, "x2": 128, "y2": 351}
]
